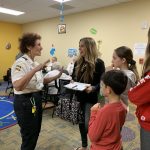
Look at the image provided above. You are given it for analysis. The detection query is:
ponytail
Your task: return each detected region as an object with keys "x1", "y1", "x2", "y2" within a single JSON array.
[{"x1": 128, "y1": 59, "x2": 139, "y2": 82}]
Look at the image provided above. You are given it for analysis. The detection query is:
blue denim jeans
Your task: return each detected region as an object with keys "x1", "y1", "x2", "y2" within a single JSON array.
[{"x1": 79, "y1": 103, "x2": 94, "y2": 148}]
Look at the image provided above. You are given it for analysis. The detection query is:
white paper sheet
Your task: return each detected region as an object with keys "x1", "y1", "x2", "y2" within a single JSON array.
[{"x1": 64, "y1": 82, "x2": 91, "y2": 91}]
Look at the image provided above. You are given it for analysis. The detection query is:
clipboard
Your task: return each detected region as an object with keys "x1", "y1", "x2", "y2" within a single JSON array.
[{"x1": 64, "y1": 82, "x2": 91, "y2": 91}]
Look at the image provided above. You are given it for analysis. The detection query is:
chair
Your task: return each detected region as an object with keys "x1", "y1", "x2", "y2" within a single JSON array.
[
  {"x1": 5, "y1": 68, "x2": 14, "y2": 98},
  {"x1": 58, "y1": 79, "x2": 71, "y2": 97},
  {"x1": 62, "y1": 69, "x2": 69, "y2": 75},
  {"x1": 42, "y1": 79, "x2": 72, "y2": 117},
  {"x1": 42, "y1": 80, "x2": 59, "y2": 117}
]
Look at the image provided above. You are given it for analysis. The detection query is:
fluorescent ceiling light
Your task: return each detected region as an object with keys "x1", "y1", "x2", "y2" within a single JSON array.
[
  {"x1": 54, "y1": 0, "x2": 71, "y2": 3},
  {"x1": 0, "y1": 7, "x2": 25, "y2": 16}
]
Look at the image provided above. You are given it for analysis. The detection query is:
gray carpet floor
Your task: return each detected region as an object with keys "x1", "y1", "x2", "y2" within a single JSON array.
[{"x1": 0, "y1": 82, "x2": 140, "y2": 150}]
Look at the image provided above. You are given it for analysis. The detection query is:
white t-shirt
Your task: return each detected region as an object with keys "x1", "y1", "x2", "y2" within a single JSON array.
[
  {"x1": 121, "y1": 70, "x2": 136, "y2": 105},
  {"x1": 67, "y1": 62, "x2": 74, "y2": 75},
  {"x1": 46, "y1": 62, "x2": 52, "y2": 72}
]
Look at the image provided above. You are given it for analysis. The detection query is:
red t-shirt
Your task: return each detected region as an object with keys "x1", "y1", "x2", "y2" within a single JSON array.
[{"x1": 88, "y1": 102, "x2": 127, "y2": 150}]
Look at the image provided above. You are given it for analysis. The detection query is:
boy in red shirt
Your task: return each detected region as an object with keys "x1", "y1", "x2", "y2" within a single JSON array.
[{"x1": 88, "y1": 70, "x2": 127, "y2": 150}]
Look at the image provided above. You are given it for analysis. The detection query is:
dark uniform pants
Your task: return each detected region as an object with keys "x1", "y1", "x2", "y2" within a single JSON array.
[{"x1": 14, "y1": 92, "x2": 42, "y2": 150}]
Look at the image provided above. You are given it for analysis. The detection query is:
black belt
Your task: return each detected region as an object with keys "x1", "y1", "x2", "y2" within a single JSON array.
[{"x1": 15, "y1": 91, "x2": 42, "y2": 97}]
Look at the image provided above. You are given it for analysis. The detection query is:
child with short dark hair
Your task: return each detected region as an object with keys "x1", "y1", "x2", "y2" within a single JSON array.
[{"x1": 88, "y1": 70, "x2": 128, "y2": 150}]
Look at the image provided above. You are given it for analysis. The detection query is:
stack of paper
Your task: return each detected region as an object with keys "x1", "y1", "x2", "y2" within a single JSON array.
[{"x1": 64, "y1": 82, "x2": 91, "y2": 91}]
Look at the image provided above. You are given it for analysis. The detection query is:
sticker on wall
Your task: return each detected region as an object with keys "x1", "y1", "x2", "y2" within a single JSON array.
[
  {"x1": 89, "y1": 28, "x2": 97, "y2": 35},
  {"x1": 97, "y1": 40, "x2": 102, "y2": 50},
  {"x1": 50, "y1": 44, "x2": 56, "y2": 56},
  {"x1": 133, "y1": 43, "x2": 146, "y2": 56},
  {"x1": 68, "y1": 48, "x2": 78, "y2": 57},
  {"x1": 5, "y1": 42, "x2": 11, "y2": 50},
  {"x1": 97, "y1": 40, "x2": 102, "y2": 57}
]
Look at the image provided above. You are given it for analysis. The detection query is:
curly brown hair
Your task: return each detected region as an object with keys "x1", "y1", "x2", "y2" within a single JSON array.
[{"x1": 19, "y1": 33, "x2": 41, "y2": 54}]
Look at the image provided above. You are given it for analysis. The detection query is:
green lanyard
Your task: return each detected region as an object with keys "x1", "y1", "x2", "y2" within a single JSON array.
[
  {"x1": 30, "y1": 97, "x2": 36, "y2": 114},
  {"x1": 30, "y1": 97, "x2": 36, "y2": 106}
]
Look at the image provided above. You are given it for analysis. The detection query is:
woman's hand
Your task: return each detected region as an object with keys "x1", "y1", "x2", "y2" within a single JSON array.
[
  {"x1": 70, "y1": 80, "x2": 74, "y2": 83},
  {"x1": 34, "y1": 59, "x2": 50, "y2": 72},
  {"x1": 85, "y1": 85, "x2": 93, "y2": 93}
]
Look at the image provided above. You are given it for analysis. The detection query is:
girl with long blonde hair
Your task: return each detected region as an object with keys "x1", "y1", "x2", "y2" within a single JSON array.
[{"x1": 72, "y1": 37, "x2": 105, "y2": 150}]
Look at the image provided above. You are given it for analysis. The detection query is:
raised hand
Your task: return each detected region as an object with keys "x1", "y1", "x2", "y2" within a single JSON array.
[
  {"x1": 43, "y1": 59, "x2": 50, "y2": 67},
  {"x1": 34, "y1": 59, "x2": 50, "y2": 72},
  {"x1": 85, "y1": 85, "x2": 93, "y2": 93}
]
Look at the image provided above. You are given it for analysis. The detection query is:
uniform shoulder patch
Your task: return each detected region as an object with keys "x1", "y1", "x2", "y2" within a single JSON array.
[{"x1": 15, "y1": 65, "x2": 22, "y2": 71}]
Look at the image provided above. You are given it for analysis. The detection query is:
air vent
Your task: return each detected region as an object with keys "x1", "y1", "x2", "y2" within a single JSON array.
[
  {"x1": 49, "y1": 3, "x2": 74, "y2": 11},
  {"x1": 116, "y1": 0, "x2": 132, "y2": 2}
]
